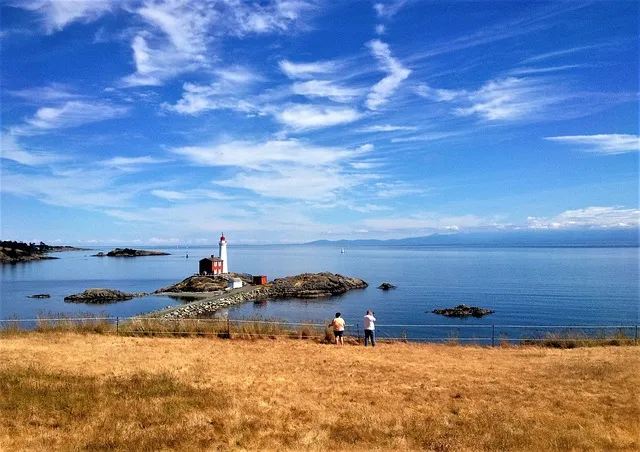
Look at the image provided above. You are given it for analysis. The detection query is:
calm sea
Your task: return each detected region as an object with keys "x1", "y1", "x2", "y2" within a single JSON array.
[{"x1": 1, "y1": 245, "x2": 638, "y2": 341}]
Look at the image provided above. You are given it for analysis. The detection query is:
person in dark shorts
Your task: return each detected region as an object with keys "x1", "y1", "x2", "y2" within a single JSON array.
[{"x1": 329, "y1": 312, "x2": 345, "y2": 345}]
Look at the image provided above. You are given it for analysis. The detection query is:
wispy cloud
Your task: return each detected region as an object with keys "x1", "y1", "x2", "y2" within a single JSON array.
[
  {"x1": 151, "y1": 189, "x2": 233, "y2": 201},
  {"x1": 14, "y1": 101, "x2": 129, "y2": 134},
  {"x1": 454, "y1": 77, "x2": 566, "y2": 121},
  {"x1": 373, "y1": 1, "x2": 410, "y2": 19},
  {"x1": 415, "y1": 84, "x2": 466, "y2": 102},
  {"x1": 356, "y1": 124, "x2": 417, "y2": 132},
  {"x1": 276, "y1": 104, "x2": 362, "y2": 129},
  {"x1": 363, "y1": 213, "x2": 491, "y2": 231},
  {"x1": 171, "y1": 138, "x2": 377, "y2": 201},
  {"x1": 292, "y1": 80, "x2": 361, "y2": 102},
  {"x1": 521, "y1": 44, "x2": 604, "y2": 64},
  {"x1": 279, "y1": 59, "x2": 336, "y2": 79},
  {"x1": 15, "y1": 0, "x2": 117, "y2": 33},
  {"x1": 527, "y1": 206, "x2": 640, "y2": 229},
  {"x1": 508, "y1": 64, "x2": 590, "y2": 76},
  {"x1": 0, "y1": 133, "x2": 64, "y2": 166},
  {"x1": 99, "y1": 156, "x2": 169, "y2": 171},
  {"x1": 122, "y1": 0, "x2": 316, "y2": 87},
  {"x1": 162, "y1": 68, "x2": 261, "y2": 115},
  {"x1": 391, "y1": 131, "x2": 467, "y2": 143},
  {"x1": 6, "y1": 83, "x2": 86, "y2": 102},
  {"x1": 366, "y1": 40, "x2": 411, "y2": 110},
  {"x1": 171, "y1": 139, "x2": 368, "y2": 170},
  {"x1": 374, "y1": 182, "x2": 423, "y2": 198},
  {"x1": 544, "y1": 134, "x2": 639, "y2": 155}
]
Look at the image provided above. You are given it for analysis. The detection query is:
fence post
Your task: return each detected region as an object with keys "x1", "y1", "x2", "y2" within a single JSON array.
[
  {"x1": 492, "y1": 324, "x2": 495, "y2": 347},
  {"x1": 357, "y1": 323, "x2": 360, "y2": 343},
  {"x1": 635, "y1": 325, "x2": 638, "y2": 345},
  {"x1": 227, "y1": 317, "x2": 231, "y2": 339},
  {"x1": 116, "y1": 317, "x2": 119, "y2": 336}
]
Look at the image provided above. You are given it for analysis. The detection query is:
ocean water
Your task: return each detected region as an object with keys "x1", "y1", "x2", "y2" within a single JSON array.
[{"x1": 1, "y1": 245, "x2": 638, "y2": 341}]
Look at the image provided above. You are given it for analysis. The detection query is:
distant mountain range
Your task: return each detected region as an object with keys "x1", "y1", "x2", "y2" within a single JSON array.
[{"x1": 306, "y1": 229, "x2": 639, "y2": 247}]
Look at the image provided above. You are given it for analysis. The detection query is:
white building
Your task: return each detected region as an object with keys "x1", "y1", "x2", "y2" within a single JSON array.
[
  {"x1": 219, "y1": 232, "x2": 228, "y2": 273},
  {"x1": 229, "y1": 278, "x2": 243, "y2": 289}
]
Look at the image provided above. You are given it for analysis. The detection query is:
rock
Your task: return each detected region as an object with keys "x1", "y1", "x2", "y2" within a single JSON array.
[
  {"x1": 93, "y1": 248, "x2": 170, "y2": 257},
  {"x1": 64, "y1": 288, "x2": 147, "y2": 303},
  {"x1": 378, "y1": 282, "x2": 397, "y2": 290},
  {"x1": 268, "y1": 272, "x2": 368, "y2": 299},
  {"x1": 431, "y1": 304, "x2": 494, "y2": 318},
  {"x1": 155, "y1": 273, "x2": 254, "y2": 293},
  {"x1": 28, "y1": 294, "x2": 51, "y2": 298}
]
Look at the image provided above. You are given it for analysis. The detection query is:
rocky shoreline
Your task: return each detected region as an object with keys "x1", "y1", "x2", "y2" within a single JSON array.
[{"x1": 61, "y1": 272, "x2": 368, "y2": 317}]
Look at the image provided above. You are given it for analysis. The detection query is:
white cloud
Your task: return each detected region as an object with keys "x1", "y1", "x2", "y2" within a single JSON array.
[
  {"x1": 363, "y1": 213, "x2": 489, "y2": 231},
  {"x1": 374, "y1": 182, "x2": 424, "y2": 199},
  {"x1": 366, "y1": 40, "x2": 411, "y2": 110},
  {"x1": 171, "y1": 139, "x2": 367, "y2": 170},
  {"x1": 415, "y1": 84, "x2": 465, "y2": 102},
  {"x1": 391, "y1": 131, "x2": 467, "y2": 143},
  {"x1": 373, "y1": 1, "x2": 408, "y2": 18},
  {"x1": 357, "y1": 124, "x2": 417, "y2": 132},
  {"x1": 544, "y1": 134, "x2": 639, "y2": 155},
  {"x1": 171, "y1": 138, "x2": 377, "y2": 201},
  {"x1": 527, "y1": 207, "x2": 640, "y2": 229},
  {"x1": 100, "y1": 156, "x2": 169, "y2": 170},
  {"x1": 15, "y1": 101, "x2": 129, "y2": 134},
  {"x1": 163, "y1": 70, "x2": 260, "y2": 115},
  {"x1": 217, "y1": 166, "x2": 376, "y2": 201},
  {"x1": 276, "y1": 104, "x2": 362, "y2": 129},
  {"x1": 151, "y1": 190, "x2": 189, "y2": 201},
  {"x1": 279, "y1": 59, "x2": 336, "y2": 79},
  {"x1": 16, "y1": 0, "x2": 117, "y2": 33},
  {"x1": 292, "y1": 80, "x2": 361, "y2": 102},
  {"x1": 454, "y1": 77, "x2": 565, "y2": 121},
  {"x1": 226, "y1": 0, "x2": 316, "y2": 35},
  {"x1": 375, "y1": 24, "x2": 385, "y2": 35},
  {"x1": 0, "y1": 133, "x2": 64, "y2": 166},
  {"x1": 6, "y1": 83, "x2": 86, "y2": 102}
]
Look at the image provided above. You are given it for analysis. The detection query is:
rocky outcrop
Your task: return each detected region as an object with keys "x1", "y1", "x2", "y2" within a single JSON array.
[
  {"x1": 268, "y1": 272, "x2": 368, "y2": 299},
  {"x1": 0, "y1": 249, "x2": 58, "y2": 264},
  {"x1": 378, "y1": 282, "x2": 397, "y2": 290},
  {"x1": 64, "y1": 288, "x2": 147, "y2": 303},
  {"x1": 156, "y1": 287, "x2": 270, "y2": 319},
  {"x1": 431, "y1": 304, "x2": 494, "y2": 318},
  {"x1": 155, "y1": 273, "x2": 254, "y2": 293},
  {"x1": 93, "y1": 248, "x2": 170, "y2": 257}
]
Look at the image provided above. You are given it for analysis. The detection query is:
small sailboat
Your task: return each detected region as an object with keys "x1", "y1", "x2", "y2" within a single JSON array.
[{"x1": 340, "y1": 247, "x2": 345, "y2": 254}]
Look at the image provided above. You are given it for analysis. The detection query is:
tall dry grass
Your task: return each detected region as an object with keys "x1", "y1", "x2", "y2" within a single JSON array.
[{"x1": 0, "y1": 333, "x2": 637, "y2": 451}]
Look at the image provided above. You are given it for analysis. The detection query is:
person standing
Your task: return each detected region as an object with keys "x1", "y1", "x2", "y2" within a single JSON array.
[
  {"x1": 363, "y1": 310, "x2": 376, "y2": 347},
  {"x1": 329, "y1": 312, "x2": 345, "y2": 345}
]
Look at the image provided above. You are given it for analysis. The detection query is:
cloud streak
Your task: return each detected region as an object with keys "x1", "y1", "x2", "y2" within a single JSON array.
[
  {"x1": 544, "y1": 134, "x2": 639, "y2": 155},
  {"x1": 366, "y1": 40, "x2": 411, "y2": 110}
]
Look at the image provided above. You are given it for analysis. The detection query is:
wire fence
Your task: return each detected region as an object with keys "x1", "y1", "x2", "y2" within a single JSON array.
[{"x1": 1, "y1": 316, "x2": 638, "y2": 346}]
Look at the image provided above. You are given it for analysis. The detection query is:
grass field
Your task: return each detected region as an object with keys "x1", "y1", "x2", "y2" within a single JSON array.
[{"x1": 0, "y1": 333, "x2": 637, "y2": 451}]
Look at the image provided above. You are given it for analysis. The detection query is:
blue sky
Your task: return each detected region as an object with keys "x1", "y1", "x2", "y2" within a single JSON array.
[{"x1": 1, "y1": 0, "x2": 638, "y2": 245}]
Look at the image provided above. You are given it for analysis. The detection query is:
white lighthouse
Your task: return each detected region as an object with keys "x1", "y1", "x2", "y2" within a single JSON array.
[{"x1": 219, "y1": 232, "x2": 228, "y2": 273}]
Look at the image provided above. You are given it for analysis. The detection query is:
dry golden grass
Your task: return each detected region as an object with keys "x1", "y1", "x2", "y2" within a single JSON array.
[{"x1": 0, "y1": 333, "x2": 637, "y2": 451}]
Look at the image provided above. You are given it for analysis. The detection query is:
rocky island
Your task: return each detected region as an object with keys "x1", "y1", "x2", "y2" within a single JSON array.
[
  {"x1": 93, "y1": 248, "x2": 170, "y2": 257},
  {"x1": 150, "y1": 272, "x2": 368, "y2": 319},
  {"x1": 64, "y1": 288, "x2": 148, "y2": 304},
  {"x1": 0, "y1": 241, "x2": 90, "y2": 264},
  {"x1": 431, "y1": 304, "x2": 495, "y2": 318}
]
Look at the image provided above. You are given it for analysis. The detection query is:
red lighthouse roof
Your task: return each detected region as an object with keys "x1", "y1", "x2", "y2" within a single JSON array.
[{"x1": 220, "y1": 232, "x2": 226, "y2": 241}]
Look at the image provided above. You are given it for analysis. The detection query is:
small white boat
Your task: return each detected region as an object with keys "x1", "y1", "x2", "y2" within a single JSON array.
[{"x1": 340, "y1": 247, "x2": 345, "y2": 254}]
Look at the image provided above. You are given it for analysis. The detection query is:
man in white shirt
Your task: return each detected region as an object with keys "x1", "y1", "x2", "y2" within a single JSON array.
[{"x1": 363, "y1": 310, "x2": 376, "y2": 347}]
